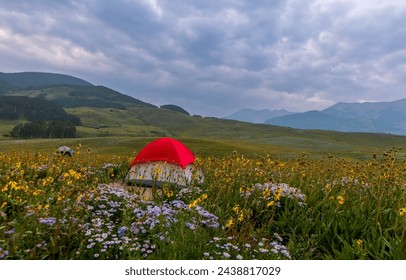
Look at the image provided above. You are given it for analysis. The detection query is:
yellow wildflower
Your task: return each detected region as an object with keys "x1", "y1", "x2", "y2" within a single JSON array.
[
  {"x1": 188, "y1": 201, "x2": 197, "y2": 208},
  {"x1": 188, "y1": 193, "x2": 208, "y2": 209},
  {"x1": 33, "y1": 190, "x2": 41, "y2": 196},
  {"x1": 225, "y1": 218, "x2": 234, "y2": 228},
  {"x1": 399, "y1": 208, "x2": 406, "y2": 217},
  {"x1": 232, "y1": 205, "x2": 240, "y2": 214},
  {"x1": 356, "y1": 239, "x2": 363, "y2": 248},
  {"x1": 163, "y1": 187, "x2": 174, "y2": 198},
  {"x1": 337, "y1": 195, "x2": 345, "y2": 205},
  {"x1": 47, "y1": 177, "x2": 54, "y2": 184},
  {"x1": 266, "y1": 200, "x2": 275, "y2": 207},
  {"x1": 238, "y1": 212, "x2": 244, "y2": 222},
  {"x1": 274, "y1": 192, "x2": 282, "y2": 201},
  {"x1": 8, "y1": 181, "x2": 17, "y2": 190},
  {"x1": 42, "y1": 176, "x2": 55, "y2": 187},
  {"x1": 239, "y1": 186, "x2": 252, "y2": 194},
  {"x1": 263, "y1": 188, "x2": 271, "y2": 198}
]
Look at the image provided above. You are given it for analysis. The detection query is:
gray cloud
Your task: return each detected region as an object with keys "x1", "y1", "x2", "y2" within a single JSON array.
[{"x1": 0, "y1": 0, "x2": 405, "y2": 117}]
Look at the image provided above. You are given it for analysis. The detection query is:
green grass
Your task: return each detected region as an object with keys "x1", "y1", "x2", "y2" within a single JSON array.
[
  {"x1": 72, "y1": 106, "x2": 406, "y2": 159},
  {"x1": 0, "y1": 137, "x2": 275, "y2": 159},
  {"x1": 0, "y1": 104, "x2": 405, "y2": 160}
]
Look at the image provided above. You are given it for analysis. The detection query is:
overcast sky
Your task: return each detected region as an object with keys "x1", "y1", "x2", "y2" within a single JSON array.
[{"x1": 1, "y1": 0, "x2": 405, "y2": 117}]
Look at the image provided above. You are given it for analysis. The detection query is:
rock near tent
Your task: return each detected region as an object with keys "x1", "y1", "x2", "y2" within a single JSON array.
[
  {"x1": 126, "y1": 137, "x2": 204, "y2": 187},
  {"x1": 56, "y1": 146, "x2": 74, "y2": 156}
]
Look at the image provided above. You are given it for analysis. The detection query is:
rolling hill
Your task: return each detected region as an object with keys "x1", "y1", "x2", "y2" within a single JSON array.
[
  {"x1": 0, "y1": 72, "x2": 92, "y2": 91},
  {"x1": 0, "y1": 72, "x2": 155, "y2": 109}
]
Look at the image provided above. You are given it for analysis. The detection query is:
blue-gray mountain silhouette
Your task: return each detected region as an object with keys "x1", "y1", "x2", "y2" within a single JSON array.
[{"x1": 265, "y1": 99, "x2": 406, "y2": 135}]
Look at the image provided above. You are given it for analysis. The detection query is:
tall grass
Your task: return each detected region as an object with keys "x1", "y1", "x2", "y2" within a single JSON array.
[{"x1": 0, "y1": 146, "x2": 405, "y2": 259}]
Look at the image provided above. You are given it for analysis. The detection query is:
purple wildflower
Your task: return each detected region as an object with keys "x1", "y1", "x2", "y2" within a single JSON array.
[
  {"x1": 118, "y1": 227, "x2": 127, "y2": 238},
  {"x1": 38, "y1": 217, "x2": 57, "y2": 226},
  {"x1": 0, "y1": 247, "x2": 9, "y2": 259}
]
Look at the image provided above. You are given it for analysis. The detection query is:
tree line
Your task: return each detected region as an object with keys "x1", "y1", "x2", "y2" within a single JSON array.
[
  {"x1": 11, "y1": 121, "x2": 77, "y2": 139},
  {"x1": 0, "y1": 96, "x2": 81, "y2": 139}
]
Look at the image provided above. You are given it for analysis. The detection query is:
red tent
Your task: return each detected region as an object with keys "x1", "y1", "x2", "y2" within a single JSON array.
[
  {"x1": 131, "y1": 137, "x2": 195, "y2": 169},
  {"x1": 127, "y1": 137, "x2": 204, "y2": 187}
]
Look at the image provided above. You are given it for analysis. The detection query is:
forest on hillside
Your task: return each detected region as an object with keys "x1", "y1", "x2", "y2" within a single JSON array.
[
  {"x1": 0, "y1": 96, "x2": 81, "y2": 124},
  {"x1": 10, "y1": 121, "x2": 77, "y2": 139},
  {"x1": 0, "y1": 96, "x2": 80, "y2": 139}
]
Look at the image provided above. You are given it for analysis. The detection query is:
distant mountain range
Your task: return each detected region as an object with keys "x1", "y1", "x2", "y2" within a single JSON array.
[
  {"x1": 223, "y1": 108, "x2": 293, "y2": 123},
  {"x1": 225, "y1": 99, "x2": 406, "y2": 135}
]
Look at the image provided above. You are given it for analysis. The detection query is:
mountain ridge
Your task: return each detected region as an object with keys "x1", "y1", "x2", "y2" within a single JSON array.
[
  {"x1": 0, "y1": 72, "x2": 156, "y2": 109},
  {"x1": 223, "y1": 108, "x2": 293, "y2": 123},
  {"x1": 225, "y1": 99, "x2": 406, "y2": 135},
  {"x1": 265, "y1": 99, "x2": 406, "y2": 135},
  {"x1": 0, "y1": 72, "x2": 93, "y2": 91}
]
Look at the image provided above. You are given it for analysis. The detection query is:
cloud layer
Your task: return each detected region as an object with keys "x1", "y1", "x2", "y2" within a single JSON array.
[{"x1": 1, "y1": 0, "x2": 405, "y2": 116}]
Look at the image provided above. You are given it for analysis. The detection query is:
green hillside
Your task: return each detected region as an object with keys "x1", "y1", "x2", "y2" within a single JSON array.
[
  {"x1": 1, "y1": 98, "x2": 405, "y2": 159},
  {"x1": 0, "y1": 71, "x2": 92, "y2": 89},
  {"x1": 62, "y1": 106, "x2": 406, "y2": 159},
  {"x1": 5, "y1": 85, "x2": 156, "y2": 109},
  {"x1": 0, "y1": 79, "x2": 18, "y2": 93}
]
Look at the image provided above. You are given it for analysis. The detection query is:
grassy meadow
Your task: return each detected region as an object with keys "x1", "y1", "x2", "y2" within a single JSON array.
[{"x1": 0, "y1": 137, "x2": 405, "y2": 260}]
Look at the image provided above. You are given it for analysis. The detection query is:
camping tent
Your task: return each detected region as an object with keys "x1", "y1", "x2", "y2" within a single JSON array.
[{"x1": 126, "y1": 137, "x2": 204, "y2": 187}]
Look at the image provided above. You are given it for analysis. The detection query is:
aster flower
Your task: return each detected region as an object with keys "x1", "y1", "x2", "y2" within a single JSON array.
[
  {"x1": 38, "y1": 217, "x2": 57, "y2": 226},
  {"x1": 0, "y1": 247, "x2": 9, "y2": 259},
  {"x1": 118, "y1": 227, "x2": 127, "y2": 237}
]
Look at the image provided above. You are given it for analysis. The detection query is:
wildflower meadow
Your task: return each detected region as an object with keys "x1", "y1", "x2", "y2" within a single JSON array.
[{"x1": 0, "y1": 144, "x2": 405, "y2": 260}]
